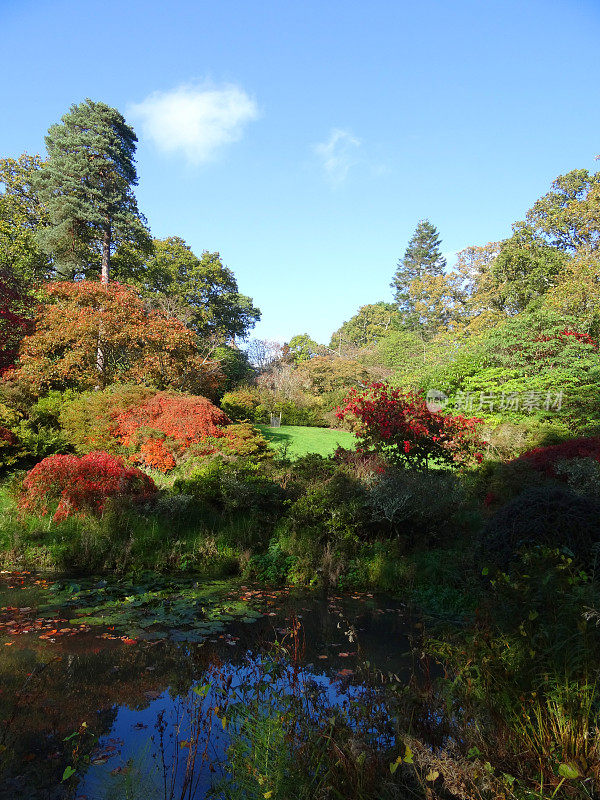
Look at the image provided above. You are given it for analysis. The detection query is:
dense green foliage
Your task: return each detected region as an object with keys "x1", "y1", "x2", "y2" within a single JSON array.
[
  {"x1": 3, "y1": 101, "x2": 600, "y2": 800},
  {"x1": 34, "y1": 99, "x2": 152, "y2": 281}
]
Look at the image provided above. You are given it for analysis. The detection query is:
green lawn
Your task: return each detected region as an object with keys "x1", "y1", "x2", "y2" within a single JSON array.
[{"x1": 256, "y1": 425, "x2": 356, "y2": 458}]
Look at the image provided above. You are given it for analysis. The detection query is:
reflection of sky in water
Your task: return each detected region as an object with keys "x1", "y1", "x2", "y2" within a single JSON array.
[
  {"x1": 76, "y1": 660, "x2": 372, "y2": 800},
  {"x1": 0, "y1": 580, "x2": 418, "y2": 799}
]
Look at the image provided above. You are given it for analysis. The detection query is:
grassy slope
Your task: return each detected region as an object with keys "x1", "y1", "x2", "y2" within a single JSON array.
[{"x1": 256, "y1": 425, "x2": 356, "y2": 458}]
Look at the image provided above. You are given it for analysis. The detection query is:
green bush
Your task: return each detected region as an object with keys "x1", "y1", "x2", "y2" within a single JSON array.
[
  {"x1": 365, "y1": 469, "x2": 469, "y2": 544},
  {"x1": 220, "y1": 388, "x2": 262, "y2": 422},
  {"x1": 60, "y1": 384, "x2": 153, "y2": 454},
  {"x1": 244, "y1": 539, "x2": 296, "y2": 583},
  {"x1": 285, "y1": 472, "x2": 369, "y2": 545},
  {"x1": 173, "y1": 459, "x2": 224, "y2": 505},
  {"x1": 483, "y1": 485, "x2": 600, "y2": 566},
  {"x1": 0, "y1": 390, "x2": 75, "y2": 469},
  {"x1": 174, "y1": 459, "x2": 285, "y2": 518}
]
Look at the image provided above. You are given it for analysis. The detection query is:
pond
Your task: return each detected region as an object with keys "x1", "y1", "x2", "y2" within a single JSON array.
[{"x1": 0, "y1": 571, "x2": 423, "y2": 800}]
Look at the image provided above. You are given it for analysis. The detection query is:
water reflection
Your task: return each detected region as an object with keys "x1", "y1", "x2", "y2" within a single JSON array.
[{"x1": 0, "y1": 577, "x2": 419, "y2": 799}]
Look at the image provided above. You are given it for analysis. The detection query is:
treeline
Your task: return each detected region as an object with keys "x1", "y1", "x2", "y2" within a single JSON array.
[
  {"x1": 0, "y1": 99, "x2": 261, "y2": 394},
  {"x1": 272, "y1": 166, "x2": 600, "y2": 443}
]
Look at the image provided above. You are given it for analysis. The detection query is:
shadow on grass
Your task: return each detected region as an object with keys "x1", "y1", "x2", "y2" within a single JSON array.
[{"x1": 259, "y1": 427, "x2": 294, "y2": 447}]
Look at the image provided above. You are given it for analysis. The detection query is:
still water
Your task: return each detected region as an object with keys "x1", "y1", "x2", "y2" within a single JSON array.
[{"x1": 0, "y1": 572, "x2": 420, "y2": 799}]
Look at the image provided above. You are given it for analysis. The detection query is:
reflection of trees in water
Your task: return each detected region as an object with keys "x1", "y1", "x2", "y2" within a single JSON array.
[
  {"x1": 0, "y1": 593, "x2": 417, "y2": 798},
  {"x1": 0, "y1": 638, "x2": 225, "y2": 798}
]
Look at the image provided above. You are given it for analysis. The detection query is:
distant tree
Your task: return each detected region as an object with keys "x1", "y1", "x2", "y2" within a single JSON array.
[
  {"x1": 543, "y1": 250, "x2": 600, "y2": 331},
  {"x1": 450, "y1": 242, "x2": 503, "y2": 330},
  {"x1": 285, "y1": 333, "x2": 324, "y2": 363},
  {"x1": 246, "y1": 339, "x2": 283, "y2": 370},
  {"x1": 489, "y1": 230, "x2": 568, "y2": 314},
  {"x1": 34, "y1": 99, "x2": 151, "y2": 282},
  {"x1": 212, "y1": 344, "x2": 254, "y2": 392},
  {"x1": 297, "y1": 356, "x2": 371, "y2": 395},
  {"x1": 114, "y1": 237, "x2": 260, "y2": 341},
  {"x1": 523, "y1": 168, "x2": 600, "y2": 254},
  {"x1": 392, "y1": 220, "x2": 447, "y2": 326},
  {"x1": 406, "y1": 273, "x2": 463, "y2": 337},
  {"x1": 330, "y1": 303, "x2": 403, "y2": 351}
]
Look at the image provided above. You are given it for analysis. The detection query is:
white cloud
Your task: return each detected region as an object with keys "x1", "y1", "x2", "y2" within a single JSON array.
[
  {"x1": 130, "y1": 83, "x2": 259, "y2": 165},
  {"x1": 314, "y1": 129, "x2": 361, "y2": 184}
]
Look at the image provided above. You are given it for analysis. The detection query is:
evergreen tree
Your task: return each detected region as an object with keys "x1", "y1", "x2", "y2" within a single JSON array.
[
  {"x1": 34, "y1": 99, "x2": 151, "y2": 283},
  {"x1": 392, "y1": 219, "x2": 447, "y2": 325}
]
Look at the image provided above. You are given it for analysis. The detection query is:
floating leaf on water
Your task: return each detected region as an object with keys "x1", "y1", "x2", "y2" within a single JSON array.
[{"x1": 62, "y1": 765, "x2": 76, "y2": 781}]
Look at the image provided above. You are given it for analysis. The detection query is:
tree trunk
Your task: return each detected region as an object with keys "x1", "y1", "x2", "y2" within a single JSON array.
[
  {"x1": 101, "y1": 219, "x2": 111, "y2": 285},
  {"x1": 97, "y1": 219, "x2": 111, "y2": 386}
]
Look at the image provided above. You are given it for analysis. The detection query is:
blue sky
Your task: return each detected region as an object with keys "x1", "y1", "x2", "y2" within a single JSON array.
[{"x1": 2, "y1": 0, "x2": 599, "y2": 345}]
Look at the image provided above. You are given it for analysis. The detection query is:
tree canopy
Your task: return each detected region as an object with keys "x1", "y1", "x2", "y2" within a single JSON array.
[
  {"x1": 114, "y1": 236, "x2": 260, "y2": 341},
  {"x1": 33, "y1": 99, "x2": 151, "y2": 282},
  {"x1": 13, "y1": 281, "x2": 223, "y2": 396}
]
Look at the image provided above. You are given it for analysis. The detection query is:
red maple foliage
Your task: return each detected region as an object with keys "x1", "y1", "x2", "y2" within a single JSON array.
[
  {"x1": 113, "y1": 392, "x2": 232, "y2": 472},
  {"x1": 534, "y1": 329, "x2": 597, "y2": 348},
  {"x1": 0, "y1": 267, "x2": 33, "y2": 375},
  {"x1": 516, "y1": 437, "x2": 600, "y2": 477},
  {"x1": 19, "y1": 452, "x2": 156, "y2": 522},
  {"x1": 336, "y1": 382, "x2": 484, "y2": 470}
]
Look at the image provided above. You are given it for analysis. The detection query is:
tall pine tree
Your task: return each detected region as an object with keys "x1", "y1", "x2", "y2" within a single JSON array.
[
  {"x1": 392, "y1": 219, "x2": 446, "y2": 326},
  {"x1": 34, "y1": 99, "x2": 151, "y2": 283}
]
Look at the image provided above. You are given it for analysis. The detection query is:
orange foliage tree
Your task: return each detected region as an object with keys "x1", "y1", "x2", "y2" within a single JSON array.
[
  {"x1": 12, "y1": 281, "x2": 224, "y2": 396},
  {"x1": 113, "y1": 391, "x2": 233, "y2": 471}
]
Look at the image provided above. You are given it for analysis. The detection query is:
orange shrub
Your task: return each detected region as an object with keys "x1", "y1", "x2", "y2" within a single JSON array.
[{"x1": 113, "y1": 391, "x2": 232, "y2": 472}]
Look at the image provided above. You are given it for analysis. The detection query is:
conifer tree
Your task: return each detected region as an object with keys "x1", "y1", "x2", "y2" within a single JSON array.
[
  {"x1": 34, "y1": 99, "x2": 151, "y2": 283},
  {"x1": 392, "y1": 219, "x2": 447, "y2": 325}
]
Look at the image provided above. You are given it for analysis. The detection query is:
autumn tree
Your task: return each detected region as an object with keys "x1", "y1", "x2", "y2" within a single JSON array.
[
  {"x1": 392, "y1": 220, "x2": 447, "y2": 328},
  {"x1": 34, "y1": 99, "x2": 151, "y2": 282},
  {"x1": 297, "y1": 355, "x2": 371, "y2": 395},
  {"x1": 13, "y1": 281, "x2": 223, "y2": 396}
]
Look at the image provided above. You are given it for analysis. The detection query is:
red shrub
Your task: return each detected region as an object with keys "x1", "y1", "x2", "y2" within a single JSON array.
[
  {"x1": 113, "y1": 392, "x2": 232, "y2": 472},
  {"x1": 0, "y1": 267, "x2": 33, "y2": 375},
  {"x1": 20, "y1": 452, "x2": 156, "y2": 521},
  {"x1": 516, "y1": 437, "x2": 600, "y2": 477},
  {"x1": 0, "y1": 427, "x2": 17, "y2": 446},
  {"x1": 336, "y1": 383, "x2": 484, "y2": 470}
]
